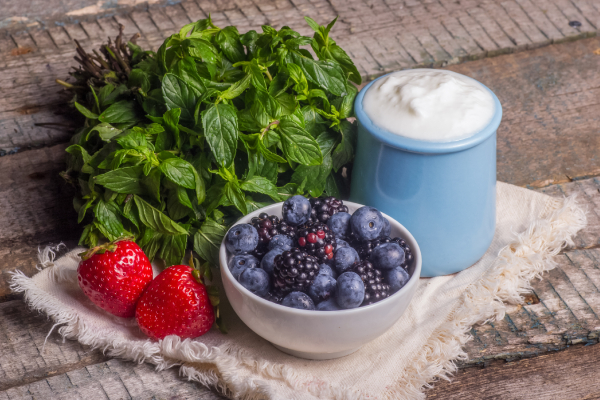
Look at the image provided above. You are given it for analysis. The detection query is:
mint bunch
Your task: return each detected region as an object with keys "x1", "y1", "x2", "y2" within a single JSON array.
[{"x1": 61, "y1": 16, "x2": 361, "y2": 267}]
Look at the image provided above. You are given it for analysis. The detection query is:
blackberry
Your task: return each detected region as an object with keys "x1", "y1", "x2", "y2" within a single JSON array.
[
  {"x1": 251, "y1": 213, "x2": 297, "y2": 259},
  {"x1": 273, "y1": 249, "x2": 320, "y2": 294},
  {"x1": 352, "y1": 236, "x2": 414, "y2": 268},
  {"x1": 349, "y1": 260, "x2": 391, "y2": 306},
  {"x1": 309, "y1": 196, "x2": 349, "y2": 223},
  {"x1": 296, "y1": 222, "x2": 336, "y2": 263},
  {"x1": 264, "y1": 291, "x2": 285, "y2": 304}
]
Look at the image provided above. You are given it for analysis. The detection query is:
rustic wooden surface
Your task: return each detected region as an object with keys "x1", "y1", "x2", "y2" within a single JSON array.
[
  {"x1": 0, "y1": 301, "x2": 225, "y2": 399},
  {"x1": 428, "y1": 343, "x2": 600, "y2": 399},
  {"x1": 3, "y1": 18, "x2": 600, "y2": 186},
  {"x1": 2, "y1": 0, "x2": 600, "y2": 398}
]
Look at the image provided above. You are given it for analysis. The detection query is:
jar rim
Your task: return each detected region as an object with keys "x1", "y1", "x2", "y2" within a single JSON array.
[{"x1": 354, "y1": 69, "x2": 502, "y2": 154}]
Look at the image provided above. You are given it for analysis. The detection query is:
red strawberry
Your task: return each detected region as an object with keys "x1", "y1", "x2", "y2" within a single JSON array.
[
  {"x1": 77, "y1": 240, "x2": 153, "y2": 318},
  {"x1": 135, "y1": 265, "x2": 215, "y2": 340}
]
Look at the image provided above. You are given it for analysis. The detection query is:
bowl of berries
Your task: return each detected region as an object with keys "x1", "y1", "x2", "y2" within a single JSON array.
[{"x1": 219, "y1": 195, "x2": 421, "y2": 360}]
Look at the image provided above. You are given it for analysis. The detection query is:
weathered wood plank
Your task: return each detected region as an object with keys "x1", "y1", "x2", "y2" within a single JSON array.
[
  {"x1": 0, "y1": 300, "x2": 223, "y2": 399},
  {"x1": 0, "y1": 300, "x2": 109, "y2": 392},
  {"x1": 0, "y1": 144, "x2": 80, "y2": 299},
  {"x1": 427, "y1": 342, "x2": 600, "y2": 399},
  {"x1": 463, "y1": 249, "x2": 600, "y2": 366},
  {"x1": 445, "y1": 36, "x2": 600, "y2": 187},
  {"x1": 1, "y1": 358, "x2": 225, "y2": 400},
  {"x1": 3, "y1": 28, "x2": 600, "y2": 187}
]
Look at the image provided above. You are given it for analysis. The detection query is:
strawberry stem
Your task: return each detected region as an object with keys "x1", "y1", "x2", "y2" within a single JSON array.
[{"x1": 78, "y1": 236, "x2": 134, "y2": 260}]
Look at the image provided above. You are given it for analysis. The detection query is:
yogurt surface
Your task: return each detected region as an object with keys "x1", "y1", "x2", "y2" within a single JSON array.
[{"x1": 362, "y1": 69, "x2": 496, "y2": 142}]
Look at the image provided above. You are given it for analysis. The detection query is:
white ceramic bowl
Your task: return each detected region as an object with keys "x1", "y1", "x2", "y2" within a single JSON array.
[{"x1": 219, "y1": 200, "x2": 421, "y2": 360}]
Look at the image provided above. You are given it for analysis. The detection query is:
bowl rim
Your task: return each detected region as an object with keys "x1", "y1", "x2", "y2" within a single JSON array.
[
  {"x1": 218, "y1": 200, "x2": 422, "y2": 316},
  {"x1": 354, "y1": 68, "x2": 503, "y2": 155}
]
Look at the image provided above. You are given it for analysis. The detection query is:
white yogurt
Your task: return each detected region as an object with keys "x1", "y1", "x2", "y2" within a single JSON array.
[{"x1": 362, "y1": 69, "x2": 496, "y2": 142}]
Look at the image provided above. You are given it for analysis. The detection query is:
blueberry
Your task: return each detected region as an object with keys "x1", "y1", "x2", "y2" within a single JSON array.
[
  {"x1": 327, "y1": 212, "x2": 351, "y2": 239},
  {"x1": 335, "y1": 238, "x2": 350, "y2": 249},
  {"x1": 260, "y1": 248, "x2": 285, "y2": 275},
  {"x1": 282, "y1": 195, "x2": 312, "y2": 226},
  {"x1": 387, "y1": 267, "x2": 410, "y2": 294},
  {"x1": 319, "y1": 263, "x2": 337, "y2": 278},
  {"x1": 336, "y1": 272, "x2": 365, "y2": 309},
  {"x1": 308, "y1": 274, "x2": 337, "y2": 303},
  {"x1": 229, "y1": 254, "x2": 259, "y2": 280},
  {"x1": 239, "y1": 267, "x2": 270, "y2": 297},
  {"x1": 225, "y1": 224, "x2": 259, "y2": 254},
  {"x1": 350, "y1": 206, "x2": 385, "y2": 241},
  {"x1": 380, "y1": 217, "x2": 391, "y2": 238},
  {"x1": 281, "y1": 291, "x2": 315, "y2": 310},
  {"x1": 334, "y1": 246, "x2": 360, "y2": 274},
  {"x1": 370, "y1": 243, "x2": 405, "y2": 270},
  {"x1": 316, "y1": 298, "x2": 342, "y2": 311},
  {"x1": 268, "y1": 234, "x2": 294, "y2": 251}
]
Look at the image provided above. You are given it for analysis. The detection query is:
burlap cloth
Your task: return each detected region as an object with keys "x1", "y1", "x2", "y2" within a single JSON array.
[{"x1": 10, "y1": 182, "x2": 586, "y2": 400}]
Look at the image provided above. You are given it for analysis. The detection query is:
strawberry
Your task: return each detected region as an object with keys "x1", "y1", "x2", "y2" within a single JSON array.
[
  {"x1": 135, "y1": 265, "x2": 215, "y2": 340},
  {"x1": 77, "y1": 240, "x2": 153, "y2": 318}
]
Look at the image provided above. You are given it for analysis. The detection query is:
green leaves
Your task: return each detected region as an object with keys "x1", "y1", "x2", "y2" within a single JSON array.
[
  {"x1": 95, "y1": 166, "x2": 145, "y2": 194},
  {"x1": 162, "y1": 73, "x2": 199, "y2": 124},
  {"x1": 193, "y1": 218, "x2": 228, "y2": 266},
  {"x1": 64, "y1": 15, "x2": 362, "y2": 267},
  {"x1": 215, "y1": 26, "x2": 245, "y2": 63},
  {"x1": 159, "y1": 157, "x2": 196, "y2": 189},
  {"x1": 94, "y1": 200, "x2": 126, "y2": 240},
  {"x1": 202, "y1": 103, "x2": 238, "y2": 167},
  {"x1": 99, "y1": 100, "x2": 140, "y2": 125},
  {"x1": 288, "y1": 51, "x2": 346, "y2": 96},
  {"x1": 134, "y1": 195, "x2": 188, "y2": 235},
  {"x1": 240, "y1": 176, "x2": 281, "y2": 201},
  {"x1": 277, "y1": 117, "x2": 322, "y2": 166}
]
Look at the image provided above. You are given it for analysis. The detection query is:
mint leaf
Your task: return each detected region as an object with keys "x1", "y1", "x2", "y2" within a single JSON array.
[
  {"x1": 167, "y1": 187, "x2": 192, "y2": 220},
  {"x1": 329, "y1": 44, "x2": 362, "y2": 85},
  {"x1": 202, "y1": 103, "x2": 238, "y2": 167},
  {"x1": 134, "y1": 195, "x2": 188, "y2": 235},
  {"x1": 158, "y1": 232, "x2": 187, "y2": 266},
  {"x1": 95, "y1": 166, "x2": 145, "y2": 194},
  {"x1": 193, "y1": 218, "x2": 228, "y2": 266},
  {"x1": 89, "y1": 122, "x2": 122, "y2": 142},
  {"x1": 159, "y1": 157, "x2": 196, "y2": 189},
  {"x1": 128, "y1": 69, "x2": 151, "y2": 93},
  {"x1": 220, "y1": 73, "x2": 251, "y2": 100},
  {"x1": 324, "y1": 173, "x2": 340, "y2": 198},
  {"x1": 240, "y1": 176, "x2": 281, "y2": 201},
  {"x1": 142, "y1": 167, "x2": 161, "y2": 201},
  {"x1": 215, "y1": 26, "x2": 245, "y2": 63},
  {"x1": 116, "y1": 130, "x2": 147, "y2": 149},
  {"x1": 94, "y1": 200, "x2": 126, "y2": 240},
  {"x1": 99, "y1": 100, "x2": 139, "y2": 124},
  {"x1": 66, "y1": 144, "x2": 91, "y2": 165},
  {"x1": 138, "y1": 228, "x2": 163, "y2": 261},
  {"x1": 162, "y1": 73, "x2": 199, "y2": 124},
  {"x1": 185, "y1": 38, "x2": 218, "y2": 64},
  {"x1": 288, "y1": 51, "x2": 346, "y2": 96},
  {"x1": 225, "y1": 181, "x2": 247, "y2": 214},
  {"x1": 74, "y1": 102, "x2": 99, "y2": 119},
  {"x1": 332, "y1": 120, "x2": 357, "y2": 171},
  {"x1": 291, "y1": 153, "x2": 332, "y2": 198},
  {"x1": 277, "y1": 117, "x2": 322, "y2": 166}
]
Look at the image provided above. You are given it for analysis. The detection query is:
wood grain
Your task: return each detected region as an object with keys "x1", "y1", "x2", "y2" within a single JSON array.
[
  {"x1": 0, "y1": 300, "x2": 109, "y2": 392},
  {"x1": 445, "y1": 36, "x2": 600, "y2": 187},
  {"x1": 427, "y1": 343, "x2": 600, "y2": 399},
  {"x1": 0, "y1": 144, "x2": 80, "y2": 300}
]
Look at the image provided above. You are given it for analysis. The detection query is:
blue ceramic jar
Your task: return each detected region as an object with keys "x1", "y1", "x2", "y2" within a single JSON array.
[{"x1": 350, "y1": 71, "x2": 502, "y2": 277}]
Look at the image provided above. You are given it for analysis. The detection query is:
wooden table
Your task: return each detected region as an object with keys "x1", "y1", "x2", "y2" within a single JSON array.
[{"x1": 2, "y1": 1, "x2": 600, "y2": 398}]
